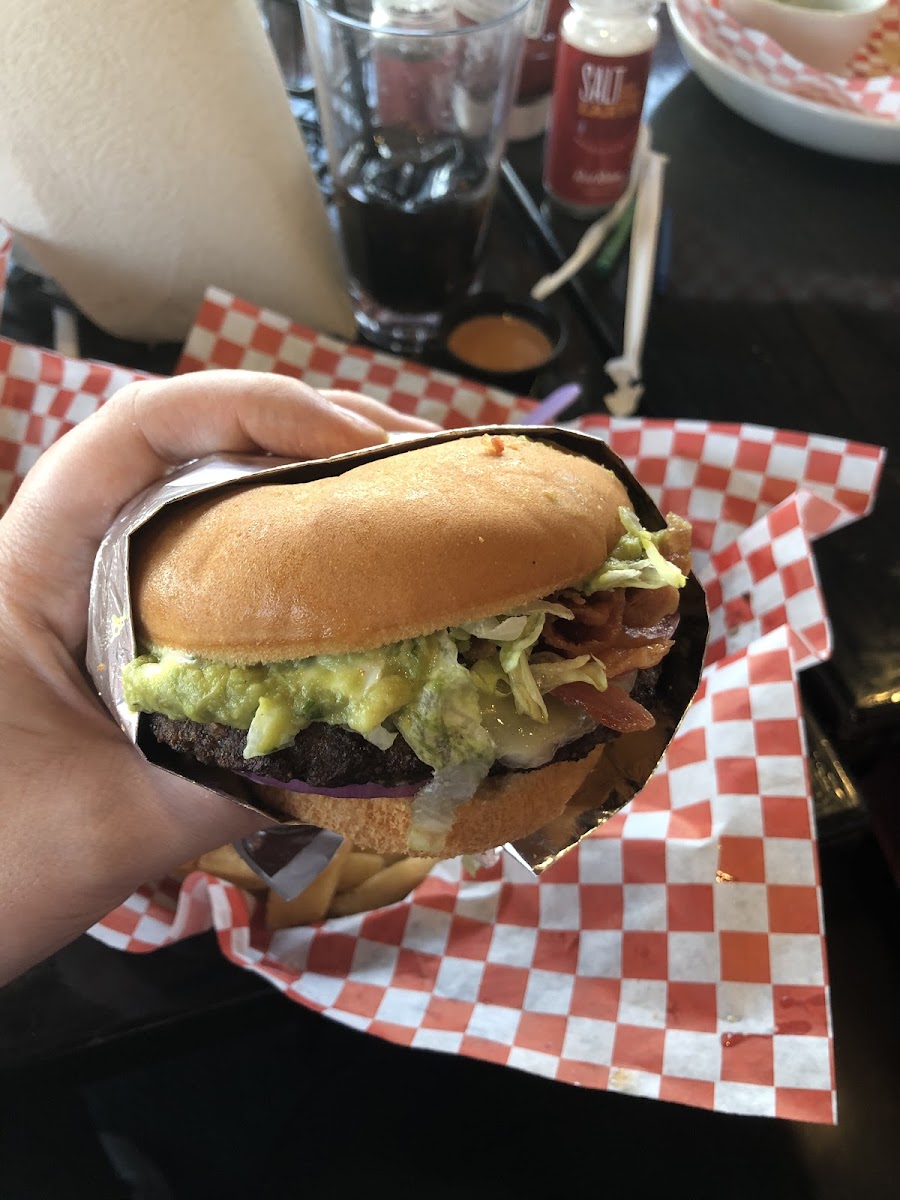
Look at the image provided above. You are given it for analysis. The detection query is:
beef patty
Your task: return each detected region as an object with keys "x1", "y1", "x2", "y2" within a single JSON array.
[{"x1": 148, "y1": 667, "x2": 659, "y2": 790}]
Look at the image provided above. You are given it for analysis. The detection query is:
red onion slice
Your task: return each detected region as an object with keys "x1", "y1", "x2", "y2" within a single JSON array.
[{"x1": 241, "y1": 771, "x2": 422, "y2": 799}]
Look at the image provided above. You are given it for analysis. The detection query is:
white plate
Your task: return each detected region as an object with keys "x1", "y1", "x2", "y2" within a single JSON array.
[{"x1": 669, "y1": 0, "x2": 900, "y2": 163}]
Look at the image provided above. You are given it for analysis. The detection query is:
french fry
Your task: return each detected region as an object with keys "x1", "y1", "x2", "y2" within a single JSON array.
[
  {"x1": 197, "y1": 844, "x2": 269, "y2": 892},
  {"x1": 328, "y1": 856, "x2": 438, "y2": 918},
  {"x1": 180, "y1": 840, "x2": 441, "y2": 928},
  {"x1": 335, "y1": 851, "x2": 385, "y2": 894},
  {"x1": 264, "y1": 840, "x2": 351, "y2": 930}
]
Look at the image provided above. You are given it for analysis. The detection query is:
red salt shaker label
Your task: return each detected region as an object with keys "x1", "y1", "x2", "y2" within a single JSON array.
[{"x1": 544, "y1": 44, "x2": 651, "y2": 209}]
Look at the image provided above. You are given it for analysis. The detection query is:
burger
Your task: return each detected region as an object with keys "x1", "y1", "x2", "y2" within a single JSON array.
[{"x1": 122, "y1": 434, "x2": 692, "y2": 856}]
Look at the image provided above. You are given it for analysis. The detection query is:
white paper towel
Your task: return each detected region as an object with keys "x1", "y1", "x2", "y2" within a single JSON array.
[{"x1": 0, "y1": 0, "x2": 355, "y2": 342}]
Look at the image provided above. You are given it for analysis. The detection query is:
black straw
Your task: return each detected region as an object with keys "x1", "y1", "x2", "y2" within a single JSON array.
[{"x1": 500, "y1": 159, "x2": 618, "y2": 358}]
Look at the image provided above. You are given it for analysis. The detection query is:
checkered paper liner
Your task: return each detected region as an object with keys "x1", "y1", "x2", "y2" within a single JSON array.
[
  {"x1": 0, "y1": 228, "x2": 155, "y2": 503},
  {"x1": 0, "y1": 272, "x2": 885, "y2": 1124},
  {"x1": 0, "y1": 280, "x2": 531, "y2": 511},
  {"x1": 178, "y1": 286, "x2": 536, "y2": 430},
  {"x1": 675, "y1": 0, "x2": 900, "y2": 120}
]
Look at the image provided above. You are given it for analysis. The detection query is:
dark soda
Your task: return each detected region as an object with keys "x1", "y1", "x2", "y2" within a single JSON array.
[{"x1": 334, "y1": 131, "x2": 493, "y2": 315}]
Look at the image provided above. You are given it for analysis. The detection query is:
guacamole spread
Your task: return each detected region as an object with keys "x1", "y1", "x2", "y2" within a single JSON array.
[{"x1": 124, "y1": 635, "x2": 452, "y2": 763}]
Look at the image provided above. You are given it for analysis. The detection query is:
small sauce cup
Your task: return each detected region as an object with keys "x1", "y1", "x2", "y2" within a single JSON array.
[{"x1": 440, "y1": 293, "x2": 566, "y2": 393}]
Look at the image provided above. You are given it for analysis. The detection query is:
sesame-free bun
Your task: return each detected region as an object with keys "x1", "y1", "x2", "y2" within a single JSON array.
[
  {"x1": 252, "y1": 746, "x2": 606, "y2": 856},
  {"x1": 132, "y1": 434, "x2": 630, "y2": 664}
]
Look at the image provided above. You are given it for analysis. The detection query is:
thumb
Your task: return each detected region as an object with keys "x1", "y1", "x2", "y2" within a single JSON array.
[{"x1": 1, "y1": 371, "x2": 387, "y2": 650}]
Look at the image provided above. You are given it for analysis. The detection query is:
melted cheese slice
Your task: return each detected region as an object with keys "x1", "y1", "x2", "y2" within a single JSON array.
[{"x1": 480, "y1": 695, "x2": 595, "y2": 770}]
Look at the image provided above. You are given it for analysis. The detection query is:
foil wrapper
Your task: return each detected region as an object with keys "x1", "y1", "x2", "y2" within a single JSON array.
[{"x1": 86, "y1": 426, "x2": 708, "y2": 898}]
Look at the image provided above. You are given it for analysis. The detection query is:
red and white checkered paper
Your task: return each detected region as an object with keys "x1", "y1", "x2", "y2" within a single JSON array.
[
  {"x1": 0, "y1": 230, "x2": 155, "y2": 501},
  {"x1": 0, "y1": 271, "x2": 885, "y2": 1124},
  {"x1": 676, "y1": 0, "x2": 900, "y2": 120}
]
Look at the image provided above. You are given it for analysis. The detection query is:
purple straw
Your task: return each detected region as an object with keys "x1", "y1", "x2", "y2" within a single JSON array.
[{"x1": 521, "y1": 383, "x2": 582, "y2": 426}]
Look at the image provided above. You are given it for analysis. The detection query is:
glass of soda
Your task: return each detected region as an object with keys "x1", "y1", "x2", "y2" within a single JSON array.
[{"x1": 300, "y1": 0, "x2": 530, "y2": 352}]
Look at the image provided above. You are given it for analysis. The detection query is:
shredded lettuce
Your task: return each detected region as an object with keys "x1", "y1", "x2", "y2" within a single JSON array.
[
  {"x1": 469, "y1": 658, "x2": 512, "y2": 697},
  {"x1": 458, "y1": 613, "x2": 529, "y2": 642},
  {"x1": 508, "y1": 600, "x2": 574, "y2": 620},
  {"x1": 393, "y1": 631, "x2": 495, "y2": 773},
  {"x1": 361, "y1": 723, "x2": 397, "y2": 751},
  {"x1": 398, "y1": 634, "x2": 495, "y2": 852},
  {"x1": 530, "y1": 652, "x2": 608, "y2": 694},
  {"x1": 498, "y1": 610, "x2": 543, "y2": 686},
  {"x1": 504, "y1": 656, "x2": 546, "y2": 723},
  {"x1": 245, "y1": 694, "x2": 294, "y2": 758},
  {"x1": 473, "y1": 611, "x2": 543, "y2": 723},
  {"x1": 455, "y1": 599, "x2": 572, "y2": 644},
  {"x1": 409, "y1": 761, "x2": 492, "y2": 854},
  {"x1": 579, "y1": 507, "x2": 687, "y2": 594},
  {"x1": 457, "y1": 505, "x2": 689, "y2": 720},
  {"x1": 465, "y1": 620, "x2": 610, "y2": 729},
  {"x1": 458, "y1": 610, "x2": 550, "y2": 722},
  {"x1": 620, "y1": 508, "x2": 687, "y2": 589},
  {"x1": 473, "y1": 650, "x2": 608, "y2": 699}
]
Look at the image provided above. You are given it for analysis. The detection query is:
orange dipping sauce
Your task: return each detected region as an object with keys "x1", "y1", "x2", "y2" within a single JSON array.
[{"x1": 446, "y1": 313, "x2": 554, "y2": 374}]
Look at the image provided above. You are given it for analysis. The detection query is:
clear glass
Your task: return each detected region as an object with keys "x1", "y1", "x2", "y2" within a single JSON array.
[
  {"x1": 300, "y1": 0, "x2": 530, "y2": 352},
  {"x1": 259, "y1": 0, "x2": 315, "y2": 94}
]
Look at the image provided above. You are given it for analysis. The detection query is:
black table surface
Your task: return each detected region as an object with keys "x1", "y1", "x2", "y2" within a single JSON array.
[
  {"x1": 2, "y1": 14, "x2": 899, "y2": 1196},
  {"x1": 506, "y1": 20, "x2": 900, "y2": 757}
]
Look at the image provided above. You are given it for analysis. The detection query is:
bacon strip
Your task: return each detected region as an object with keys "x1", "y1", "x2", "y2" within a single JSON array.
[
  {"x1": 553, "y1": 682, "x2": 656, "y2": 733},
  {"x1": 599, "y1": 642, "x2": 675, "y2": 677},
  {"x1": 660, "y1": 514, "x2": 692, "y2": 577},
  {"x1": 624, "y1": 584, "x2": 679, "y2": 627},
  {"x1": 543, "y1": 604, "x2": 678, "y2": 674},
  {"x1": 572, "y1": 591, "x2": 625, "y2": 628},
  {"x1": 543, "y1": 513, "x2": 691, "y2": 680}
]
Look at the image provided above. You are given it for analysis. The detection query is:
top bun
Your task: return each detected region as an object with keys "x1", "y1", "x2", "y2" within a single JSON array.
[{"x1": 132, "y1": 434, "x2": 630, "y2": 664}]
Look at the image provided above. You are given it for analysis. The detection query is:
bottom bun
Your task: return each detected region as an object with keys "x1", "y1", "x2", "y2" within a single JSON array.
[{"x1": 251, "y1": 746, "x2": 606, "y2": 856}]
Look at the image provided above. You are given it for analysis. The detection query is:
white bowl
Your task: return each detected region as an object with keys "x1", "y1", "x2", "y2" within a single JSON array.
[
  {"x1": 669, "y1": 0, "x2": 900, "y2": 163},
  {"x1": 722, "y1": 0, "x2": 887, "y2": 73}
]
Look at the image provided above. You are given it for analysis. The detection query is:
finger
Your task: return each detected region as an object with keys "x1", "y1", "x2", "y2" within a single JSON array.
[
  {"x1": 1, "y1": 371, "x2": 388, "y2": 646},
  {"x1": 23, "y1": 369, "x2": 387, "y2": 537},
  {"x1": 322, "y1": 390, "x2": 440, "y2": 433},
  {"x1": 133, "y1": 767, "x2": 280, "y2": 878}
]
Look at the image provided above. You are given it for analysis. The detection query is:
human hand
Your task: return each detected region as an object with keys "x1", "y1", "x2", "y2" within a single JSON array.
[{"x1": 0, "y1": 370, "x2": 437, "y2": 983}]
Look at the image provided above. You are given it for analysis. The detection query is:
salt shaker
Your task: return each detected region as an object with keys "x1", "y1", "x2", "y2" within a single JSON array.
[{"x1": 543, "y1": 0, "x2": 658, "y2": 216}]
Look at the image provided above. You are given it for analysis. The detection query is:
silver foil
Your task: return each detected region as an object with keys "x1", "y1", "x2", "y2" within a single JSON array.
[{"x1": 86, "y1": 426, "x2": 707, "y2": 899}]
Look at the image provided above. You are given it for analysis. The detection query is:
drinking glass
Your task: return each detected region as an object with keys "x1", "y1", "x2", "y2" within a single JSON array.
[{"x1": 300, "y1": 0, "x2": 530, "y2": 351}]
